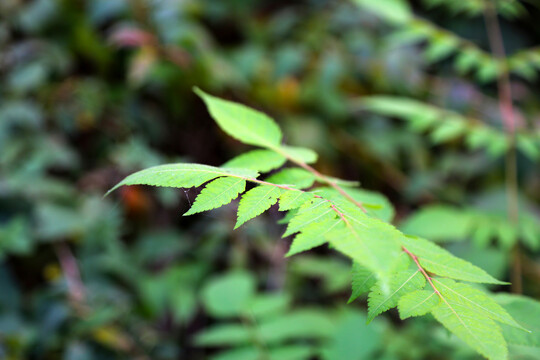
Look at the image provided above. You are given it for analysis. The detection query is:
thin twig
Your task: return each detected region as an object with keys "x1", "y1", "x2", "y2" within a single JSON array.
[
  {"x1": 271, "y1": 147, "x2": 368, "y2": 213},
  {"x1": 402, "y1": 246, "x2": 442, "y2": 298}
]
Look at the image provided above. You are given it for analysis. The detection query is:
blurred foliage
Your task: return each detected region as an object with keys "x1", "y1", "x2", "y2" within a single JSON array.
[{"x1": 0, "y1": 0, "x2": 539, "y2": 359}]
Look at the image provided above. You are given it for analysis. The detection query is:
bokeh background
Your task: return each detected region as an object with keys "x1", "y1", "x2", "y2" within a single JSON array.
[{"x1": 1, "y1": 0, "x2": 540, "y2": 359}]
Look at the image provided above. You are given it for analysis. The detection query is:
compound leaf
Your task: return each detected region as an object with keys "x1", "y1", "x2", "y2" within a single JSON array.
[
  {"x1": 348, "y1": 263, "x2": 377, "y2": 303},
  {"x1": 398, "y1": 289, "x2": 439, "y2": 319},
  {"x1": 286, "y1": 217, "x2": 341, "y2": 256},
  {"x1": 327, "y1": 217, "x2": 404, "y2": 280},
  {"x1": 431, "y1": 282, "x2": 508, "y2": 360},
  {"x1": 278, "y1": 190, "x2": 313, "y2": 211},
  {"x1": 433, "y1": 278, "x2": 526, "y2": 331},
  {"x1": 184, "y1": 177, "x2": 246, "y2": 216},
  {"x1": 283, "y1": 198, "x2": 336, "y2": 237},
  {"x1": 108, "y1": 164, "x2": 257, "y2": 195},
  {"x1": 401, "y1": 236, "x2": 506, "y2": 284},
  {"x1": 367, "y1": 269, "x2": 425, "y2": 322},
  {"x1": 235, "y1": 185, "x2": 282, "y2": 228}
]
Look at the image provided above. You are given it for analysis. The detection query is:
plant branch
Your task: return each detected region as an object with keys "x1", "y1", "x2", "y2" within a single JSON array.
[
  {"x1": 401, "y1": 246, "x2": 470, "y2": 328},
  {"x1": 483, "y1": 0, "x2": 521, "y2": 293},
  {"x1": 271, "y1": 147, "x2": 368, "y2": 213},
  {"x1": 299, "y1": 161, "x2": 369, "y2": 213},
  {"x1": 246, "y1": 170, "x2": 445, "y2": 305},
  {"x1": 402, "y1": 246, "x2": 442, "y2": 298}
]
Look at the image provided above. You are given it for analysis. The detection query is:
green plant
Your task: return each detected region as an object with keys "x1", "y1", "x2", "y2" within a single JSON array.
[
  {"x1": 354, "y1": 0, "x2": 540, "y2": 298},
  {"x1": 109, "y1": 89, "x2": 540, "y2": 360},
  {"x1": 194, "y1": 271, "x2": 385, "y2": 360}
]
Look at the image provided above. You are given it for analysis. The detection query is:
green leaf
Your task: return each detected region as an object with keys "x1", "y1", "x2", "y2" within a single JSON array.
[
  {"x1": 401, "y1": 236, "x2": 506, "y2": 284},
  {"x1": 433, "y1": 278, "x2": 526, "y2": 331},
  {"x1": 107, "y1": 163, "x2": 258, "y2": 195},
  {"x1": 455, "y1": 48, "x2": 482, "y2": 74},
  {"x1": 314, "y1": 187, "x2": 394, "y2": 222},
  {"x1": 266, "y1": 168, "x2": 315, "y2": 189},
  {"x1": 235, "y1": 185, "x2": 281, "y2": 228},
  {"x1": 485, "y1": 132, "x2": 509, "y2": 157},
  {"x1": 367, "y1": 269, "x2": 425, "y2": 322},
  {"x1": 495, "y1": 222, "x2": 518, "y2": 249},
  {"x1": 323, "y1": 176, "x2": 360, "y2": 188},
  {"x1": 197, "y1": 310, "x2": 333, "y2": 347},
  {"x1": 360, "y1": 96, "x2": 439, "y2": 120},
  {"x1": 400, "y1": 205, "x2": 474, "y2": 242},
  {"x1": 35, "y1": 203, "x2": 85, "y2": 240},
  {"x1": 352, "y1": 0, "x2": 412, "y2": 25},
  {"x1": 184, "y1": 177, "x2": 246, "y2": 216},
  {"x1": 431, "y1": 282, "x2": 508, "y2": 360},
  {"x1": 170, "y1": 286, "x2": 197, "y2": 324},
  {"x1": 495, "y1": 294, "x2": 540, "y2": 348},
  {"x1": 327, "y1": 217, "x2": 404, "y2": 280},
  {"x1": 223, "y1": 150, "x2": 286, "y2": 172},
  {"x1": 248, "y1": 293, "x2": 291, "y2": 319},
  {"x1": 387, "y1": 24, "x2": 430, "y2": 48},
  {"x1": 348, "y1": 262, "x2": 377, "y2": 303},
  {"x1": 201, "y1": 272, "x2": 256, "y2": 318},
  {"x1": 278, "y1": 190, "x2": 313, "y2": 211},
  {"x1": 476, "y1": 58, "x2": 501, "y2": 83},
  {"x1": 268, "y1": 345, "x2": 313, "y2": 360},
  {"x1": 278, "y1": 209, "x2": 298, "y2": 225},
  {"x1": 195, "y1": 88, "x2": 282, "y2": 148},
  {"x1": 278, "y1": 145, "x2": 318, "y2": 164},
  {"x1": 283, "y1": 198, "x2": 336, "y2": 237},
  {"x1": 466, "y1": 127, "x2": 494, "y2": 150},
  {"x1": 429, "y1": 119, "x2": 466, "y2": 143},
  {"x1": 398, "y1": 290, "x2": 439, "y2": 319},
  {"x1": 211, "y1": 347, "x2": 259, "y2": 360},
  {"x1": 424, "y1": 35, "x2": 459, "y2": 63},
  {"x1": 321, "y1": 310, "x2": 382, "y2": 360},
  {"x1": 289, "y1": 256, "x2": 351, "y2": 294},
  {"x1": 520, "y1": 218, "x2": 540, "y2": 251},
  {"x1": 516, "y1": 135, "x2": 540, "y2": 161},
  {"x1": 286, "y1": 217, "x2": 341, "y2": 256},
  {"x1": 257, "y1": 310, "x2": 335, "y2": 343},
  {"x1": 0, "y1": 216, "x2": 33, "y2": 257},
  {"x1": 208, "y1": 346, "x2": 313, "y2": 360},
  {"x1": 195, "y1": 324, "x2": 251, "y2": 346},
  {"x1": 471, "y1": 217, "x2": 495, "y2": 247},
  {"x1": 339, "y1": 188, "x2": 394, "y2": 222}
]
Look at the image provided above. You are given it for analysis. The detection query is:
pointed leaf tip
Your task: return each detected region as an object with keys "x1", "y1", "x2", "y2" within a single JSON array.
[
  {"x1": 193, "y1": 87, "x2": 282, "y2": 148},
  {"x1": 193, "y1": 86, "x2": 205, "y2": 97}
]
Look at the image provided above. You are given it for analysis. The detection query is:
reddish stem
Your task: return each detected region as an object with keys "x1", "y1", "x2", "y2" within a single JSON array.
[
  {"x1": 483, "y1": 1, "x2": 521, "y2": 293},
  {"x1": 295, "y1": 161, "x2": 368, "y2": 213},
  {"x1": 402, "y1": 246, "x2": 442, "y2": 297}
]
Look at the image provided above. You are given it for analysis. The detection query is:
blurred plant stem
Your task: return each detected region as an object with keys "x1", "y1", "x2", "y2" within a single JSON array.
[
  {"x1": 54, "y1": 243, "x2": 86, "y2": 305},
  {"x1": 243, "y1": 313, "x2": 270, "y2": 360},
  {"x1": 54, "y1": 243, "x2": 150, "y2": 359},
  {"x1": 483, "y1": 0, "x2": 521, "y2": 293}
]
